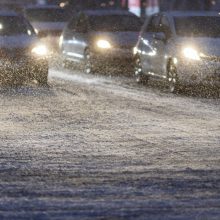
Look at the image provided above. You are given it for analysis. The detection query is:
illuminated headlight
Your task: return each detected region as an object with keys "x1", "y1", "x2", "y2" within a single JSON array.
[
  {"x1": 96, "y1": 40, "x2": 111, "y2": 49},
  {"x1": 32, "y1": 45, "x2": 48, "y2": 56},
  {"x1": 183, "y1": 47, "x2": 200, "y2": 60}
]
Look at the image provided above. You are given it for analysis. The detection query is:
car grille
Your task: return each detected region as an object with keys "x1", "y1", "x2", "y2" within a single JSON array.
[{"x1": 38, "y1": 30, "x2": 62, "y2": 38}]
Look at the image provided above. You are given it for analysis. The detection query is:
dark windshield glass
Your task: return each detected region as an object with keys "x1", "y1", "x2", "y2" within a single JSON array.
[
  {"x1": 25, "y1": 8, "x2": 69, "y2": 22},
  {"x1": 89, "y1": 15, "x2": 142, "y2": 32},
  {"x1": 0, "y1": 16, "x2": 34, "y2": 36},
  {"x1": 174, "y1": 16, "x2": 220, "y2": 37}
]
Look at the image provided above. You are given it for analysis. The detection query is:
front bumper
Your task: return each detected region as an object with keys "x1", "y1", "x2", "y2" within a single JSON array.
[
  {"x1": 92, "y1": 47, "x2": 134, "y2": 67},
  {"x1": 177, "y1": 58, "x2": 220, "y2": 86}
]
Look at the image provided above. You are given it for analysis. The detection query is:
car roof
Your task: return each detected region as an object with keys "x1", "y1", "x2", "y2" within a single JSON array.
[
  {"x1": 162, "y1": 11, "x2": 220, "y2": 17},
  {"x1": 81, "y1": 9, "x2": 138, "y2": 17},
  {"x1": 0, "y1": 10, "x2": 18, "y2": 16}
]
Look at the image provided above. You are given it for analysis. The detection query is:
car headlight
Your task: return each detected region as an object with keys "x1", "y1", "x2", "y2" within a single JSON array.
[
  {"x1": 96, "y1": 40, "x2": 111, "y2": 49},
  {"x1": 183, "y1": 47, "x2": 200, "y2": 60},
  {"x1": 32, "y1": 45, "x2": 48, "y2": 56},
  {"x1": 34, "y1": 28, "x2": 39, "y2": 34}
]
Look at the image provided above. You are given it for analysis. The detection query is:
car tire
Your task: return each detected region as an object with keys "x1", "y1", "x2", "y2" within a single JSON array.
[
  {"x1": 167, "y1": 61, "x2": 179, "y2": 93},
  {"x1": 84, "y1": 49, "x2": 95, "y2": 74},
  {"x1": 134, "y1": 56, "x2": 148, "y2": 84}
]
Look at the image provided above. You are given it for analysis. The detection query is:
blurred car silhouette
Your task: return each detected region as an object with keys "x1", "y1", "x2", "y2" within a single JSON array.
[
  {"x1": 134, "y1": 11, "x2": 220, "y2": 93},
  {"x1": 60, "y1": 10, "x2": 142, "y2": 74},
  {"x1": 0, "y1": 10, "x2": 49, "y2": 86},
  {"x1": 24, "y1": 5, "x2": 69, "y2": 52}
]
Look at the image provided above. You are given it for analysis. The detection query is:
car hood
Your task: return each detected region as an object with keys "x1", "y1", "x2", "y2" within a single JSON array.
[
  {"x1": 175, "y1": 37, "x2": 220, "y2": 57},
  {"x1": 30, "y1": 22, "x2": 67, "y2": 31},
  {"x1": 91, "y1": 31, "x2": 140, "y2": 48},
  {"x1": 0, "y1": 35, "x2": 37, "y2": 49}
]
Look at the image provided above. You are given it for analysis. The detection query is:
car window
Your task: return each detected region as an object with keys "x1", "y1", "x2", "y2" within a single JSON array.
[
  {"x1": 75, "y1": 14, "x2": 88, "y2": 33},
  {"x1": 158, "y1": 15, "x2": 172, "y2": 38},
  {"x1": 174, "y1": 16, "x2": 220, "y2": 37},
  {"x1": 25, "y1": 8, "x2": 69, "y2": 22},
  {"x1": 67, "y1": 16, "x2": 77, "y2": 30},
  {"x1": 0, "y1": 16, "x2": 35, "y2": 36},
  {"x1": 145, "y1": 14, "x2": 160, "y2": 32},
  {"x1": 89, "y1": 15, "x2": 142, "y2": 32}
]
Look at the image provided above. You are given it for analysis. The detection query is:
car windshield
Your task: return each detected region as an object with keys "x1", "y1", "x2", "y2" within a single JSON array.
[
  {"x1": 174, "y1": 16, "x2": 220, "y2": 37},
  {"x1": 89, "y1": 15, "x2": 142, "y2": 32},
  {"x1": 0, "y1": 16, "x2": 34, "y2": 36},
  {"x1": 25, "y1": 8, "x2": 69, "y2": 22}
]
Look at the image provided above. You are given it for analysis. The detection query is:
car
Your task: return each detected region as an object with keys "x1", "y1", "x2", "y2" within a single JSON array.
[
  {"x1": 60, "y1": 9, "x2": 142, "y2": 74},
  {"x1": 133, "y1": 11, "x2": 220, "y2": 93},
  {"x1": 0, "y1": 10, "x2": 49, "y2": 86},
  {"x1": 24, "y1": 5, "x2": 69, "y2": 52}
]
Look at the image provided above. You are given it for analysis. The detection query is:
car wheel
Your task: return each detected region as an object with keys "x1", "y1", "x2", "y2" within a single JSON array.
[
  {"x1": 84, "y1": 49, "x2": 94, "y2": 74},
  {"x1": 167, "y1": 62, "x2": 179, "y2": 93},
  {"x1": 134, "y1": 56, "x2": 148, "y2": 84}
]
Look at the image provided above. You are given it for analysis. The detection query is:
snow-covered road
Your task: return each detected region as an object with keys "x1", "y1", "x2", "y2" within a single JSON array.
[{"x1": 0, "y1": 66, "x2": 219, "y2": 219}]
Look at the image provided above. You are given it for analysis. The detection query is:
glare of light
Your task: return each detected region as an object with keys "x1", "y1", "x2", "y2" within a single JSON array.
[
  {"x1": 60, "y1": 2, "x2": 66, "y2": 7},
  {"x1": 183, "y1": 47, "x2": 200, "y2": 60},
  {"x1": 59, "y1": 35, "x2": 63, "y2": 48},
  {"x1": 27, "y1": 30, "x2": 32, "y2": 35},
  {"x1": 143, "y1": 39, "x2": 149, "y2": 45},
  {"x1": 173, "y1": 57, "x2": 178, "y2": 64},
  {"x1": 34, "y1": 28, "x2": 39, "y2": 34},
  {"x1": 0, "y1": 23, "x2": 3, "y2": 30},
  {"x1": 32, "y1": 45, "x2": 48, "y2": 56},
  {"x1": 148, "y1": 50, "x2": 156, "y2": 56},
  {"x1": 133, "y1": 47, "x2": 138, "y2": 55},
  {"x1": 96, "y1": 39, "x2": 111, "y2": 49}
]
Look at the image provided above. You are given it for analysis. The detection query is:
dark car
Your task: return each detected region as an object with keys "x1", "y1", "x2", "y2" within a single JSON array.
[
  {"x1": 60, "y1": 10, "x2": 142, "y2": 74},
  {"x1": 133, "y1": 11, "x2": 220, "y2": 93},
  {"x1": 24, "y1": 5, "x2": 69, "y2": 52},
  {"x1": 0, "y1": 11, "x2": 49, "y2": 86}
]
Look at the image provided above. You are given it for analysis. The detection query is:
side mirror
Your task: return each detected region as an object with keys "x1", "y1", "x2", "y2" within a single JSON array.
[{"x1": 153, "y1": 32, "x2": 166, "y2": 41}]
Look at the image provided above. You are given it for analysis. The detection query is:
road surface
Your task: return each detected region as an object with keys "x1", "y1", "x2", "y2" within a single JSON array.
[{"x1": 0, "y1": 65, "x2": 219, "y2": 219}]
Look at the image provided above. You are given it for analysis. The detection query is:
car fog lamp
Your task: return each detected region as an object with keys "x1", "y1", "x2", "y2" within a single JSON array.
[
  {"x1": 96, "y1": 40, "x2": 111, "y2": 49},
  {"x1": 32, "y1": 45, "x2": 48, "y2": 56},
  {"x1": 183, "y1": 47, "x2": 200, "y2": 60}
]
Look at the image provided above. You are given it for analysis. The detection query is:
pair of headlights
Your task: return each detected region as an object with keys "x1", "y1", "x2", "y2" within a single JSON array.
[{"x1": 32, "y1": 40, "x2": 112, "y2": 55}]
